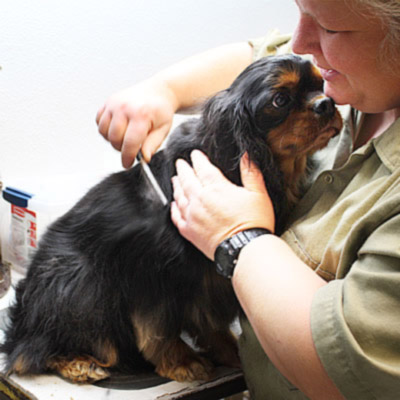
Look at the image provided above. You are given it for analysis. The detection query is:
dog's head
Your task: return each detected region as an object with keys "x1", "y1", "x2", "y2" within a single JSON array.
[
  {"x1": 202, "y1": 54, "x2": 342, "y2": 208},
  {"x1": 223, "y1": 54, "x2": 342, "y2": 158}
]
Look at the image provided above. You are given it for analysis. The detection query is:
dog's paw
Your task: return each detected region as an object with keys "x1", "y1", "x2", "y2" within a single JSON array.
[
  {"x1": 156, "y1": 355, "x2": 214, "y2": 382},
  {"x1": 48, "y1": 356, "x2": 111, "y2": 383}
]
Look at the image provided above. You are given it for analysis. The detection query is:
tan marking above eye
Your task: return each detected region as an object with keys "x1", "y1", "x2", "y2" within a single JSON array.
[{"x1": 275, "y1": 70, "x2": 300, "y2": 89}]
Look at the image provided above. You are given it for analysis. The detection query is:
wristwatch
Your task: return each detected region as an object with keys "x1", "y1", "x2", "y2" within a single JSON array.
[{"x1": 214, "y1": 228, "x2": 272, "y2": 278}]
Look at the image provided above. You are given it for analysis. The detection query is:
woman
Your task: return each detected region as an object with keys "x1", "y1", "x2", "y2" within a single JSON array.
[{"x1": 96, "y1": 0, "x2": 400, "y2": 398}]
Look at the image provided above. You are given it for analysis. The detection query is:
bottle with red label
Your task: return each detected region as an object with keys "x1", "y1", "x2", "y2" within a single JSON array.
[{"x1": 2, "y1": 187, "x2": 37, "y2": 274}]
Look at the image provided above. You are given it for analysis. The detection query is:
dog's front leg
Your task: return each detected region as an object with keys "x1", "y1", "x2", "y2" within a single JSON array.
[
  {"x1": 132, "y1": 314, "x2": 213, "y2": 382},
  {"x1": 46, "y1": 355, "x2": 112, "y2": 383},
  {"x1": 196, "y1": 329, "x2": 241, "y2": 369}
]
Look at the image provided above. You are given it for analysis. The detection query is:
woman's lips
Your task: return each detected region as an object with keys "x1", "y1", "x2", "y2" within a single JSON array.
[{"x1": 318, "y1": 66, "x2": 340, "y2": 81}]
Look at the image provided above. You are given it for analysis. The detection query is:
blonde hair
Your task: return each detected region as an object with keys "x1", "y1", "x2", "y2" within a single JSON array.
[{"x1": 348, "y1": 0, "x2": 400, "y2": 68}]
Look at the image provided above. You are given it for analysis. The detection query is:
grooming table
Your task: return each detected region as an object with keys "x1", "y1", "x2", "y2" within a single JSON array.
[{"x1": 0, "y1": 365, "x2": 246, "y2": 400}]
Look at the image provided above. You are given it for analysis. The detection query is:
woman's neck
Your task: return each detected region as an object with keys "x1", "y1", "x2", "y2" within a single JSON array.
[{"x1": 354, "y1": 108, "x2": 400, "y2": 149}]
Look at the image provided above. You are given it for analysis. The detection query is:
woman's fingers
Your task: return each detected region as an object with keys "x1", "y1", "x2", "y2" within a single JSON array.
[
  {"x1": 97, "y1": 109, "x2": 112, "y2": 139},
  {"x1": 108, "y1": 112, "x2": 128, "y2": 151},
  {"x1": 171, "y1": 175, "x2": 189, "y2": 218},
  {"x1": 120, "y1": 119, "x2": 152, "y2": 168},
  {"x1": 190, "y1": 149, "x2": 227, "y2": 186},
  {"x1": 170, "y1": 150, "x2": 276, "y2": 259},
  {"x1": 240, "y1": 153, "x2": 269, "y2": 194},
  {"x1": 174, "y1": 158, "x2": 203, "y2": 198}
]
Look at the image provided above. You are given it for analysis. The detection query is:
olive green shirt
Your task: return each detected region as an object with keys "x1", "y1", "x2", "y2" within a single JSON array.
[{"x1": 240, "y1": 31, "x2": 400, "y2": 399}]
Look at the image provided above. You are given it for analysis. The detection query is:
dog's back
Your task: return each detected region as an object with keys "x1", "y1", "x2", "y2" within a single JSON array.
[{"x1": 1, "y1": 116, "x2": 241, "y2": 382}]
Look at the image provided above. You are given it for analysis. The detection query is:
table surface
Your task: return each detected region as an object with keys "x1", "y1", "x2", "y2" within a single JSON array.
[{"x1": 0, "y1": 366, "x2": 246, "y2": 400}]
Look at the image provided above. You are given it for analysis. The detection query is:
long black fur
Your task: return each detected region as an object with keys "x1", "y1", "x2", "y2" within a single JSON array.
[{"x1": 1, "y1": 55, "x2": 333, "y2": 379}]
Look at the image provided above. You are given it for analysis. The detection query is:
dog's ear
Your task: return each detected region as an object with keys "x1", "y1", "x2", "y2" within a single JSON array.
[
  {"x1": 198, "y1": 90, "x2": 259, "y2": 179},
  {"x1": 201, "y1": 86, "x2": 273, "y2": 167}
]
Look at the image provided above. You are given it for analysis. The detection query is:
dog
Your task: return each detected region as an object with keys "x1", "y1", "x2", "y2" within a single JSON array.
[{"x1": 0, "y1": 55, "x2": 342, "y2": 384}]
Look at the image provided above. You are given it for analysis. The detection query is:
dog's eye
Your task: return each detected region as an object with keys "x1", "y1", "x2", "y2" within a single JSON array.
[{"x1": 272, "y1": 93, "x2": 291, "y2": 108}]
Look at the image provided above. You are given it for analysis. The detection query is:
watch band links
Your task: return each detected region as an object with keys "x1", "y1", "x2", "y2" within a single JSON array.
[{"x1": 214, "y1": 228, "x2": 272, "y2": 278}]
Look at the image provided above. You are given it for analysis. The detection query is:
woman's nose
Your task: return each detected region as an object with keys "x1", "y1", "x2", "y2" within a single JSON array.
[{"x1": 292, "y1": 14, "x2": 321, "y2": 56}]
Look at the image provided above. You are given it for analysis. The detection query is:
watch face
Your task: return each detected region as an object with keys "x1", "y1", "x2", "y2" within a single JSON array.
[
  {"x1": 214, "y1": 241, "x2": 237, "y2": 279},
  {"x1": 215, "y1": 261, "x2": 228, "y2": 278}
]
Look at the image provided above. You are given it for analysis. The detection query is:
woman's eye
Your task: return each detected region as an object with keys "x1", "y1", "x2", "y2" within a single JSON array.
[
  {"x1": 323, "y1": 28, "x2": 339, "y2": 34},
  {"x1": 272, "y1": 93, "x2": 291, "y2": 108}
]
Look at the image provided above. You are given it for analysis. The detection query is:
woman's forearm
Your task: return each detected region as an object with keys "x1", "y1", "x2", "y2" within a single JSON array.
[
  {"x1": 232, "y1": 234, "x2": 344, "y2": 400},
  {"x1": 153, "y1": 41, "x2": 253, "y2": 112}
]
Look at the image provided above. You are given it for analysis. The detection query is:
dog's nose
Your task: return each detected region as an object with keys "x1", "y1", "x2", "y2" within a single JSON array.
[{"x1": 313, "y1": 97, "x2": 335, "y2": 117}]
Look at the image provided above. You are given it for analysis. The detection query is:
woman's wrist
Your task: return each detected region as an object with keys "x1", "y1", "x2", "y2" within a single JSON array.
[
  {"x1": 144, "y1": 76, "x2": 181, "y2": 114},
  {"x1": 214, "y1": 228, "x2": 273, "y2": 279}
]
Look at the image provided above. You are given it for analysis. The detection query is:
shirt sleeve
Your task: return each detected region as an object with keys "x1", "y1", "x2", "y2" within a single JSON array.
[
  {"x1": 311, "y1": 213, "x2": 400, "y2": 399},
  {"x1": 248, "y1": 29, "x2": 292, "y2": 61}
]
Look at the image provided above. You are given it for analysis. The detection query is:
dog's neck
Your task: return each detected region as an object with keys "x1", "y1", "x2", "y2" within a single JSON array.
[{"x1": 277, "y1": 155, "x2": 308, "y2": 207}]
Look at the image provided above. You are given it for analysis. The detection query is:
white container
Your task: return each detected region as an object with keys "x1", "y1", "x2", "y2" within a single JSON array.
[{"x1": 0, "y1": 174, "x2": 104, "y2": 276}]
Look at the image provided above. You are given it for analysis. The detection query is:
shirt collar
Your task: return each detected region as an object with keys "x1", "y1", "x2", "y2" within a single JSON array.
[{"x1": 372, "y1": 117, "x2": 400, "y2": 172}]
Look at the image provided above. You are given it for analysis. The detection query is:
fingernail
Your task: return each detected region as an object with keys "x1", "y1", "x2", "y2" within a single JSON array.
[
  {"x1": 170, "y1": 201, "x2": 177, "y2": 220},
  {"x1": 175, "y1": 158, "x2": 188, "y2": 171},
  {"x1": 170, "y1": 201, "x2": 180, "y2": 221},
  {"x1": 191, "y1": 149, "x2": 203, "y2": 159},
  {"x1": 171, "y1": 175, "x2": 177, "y2": 187}
]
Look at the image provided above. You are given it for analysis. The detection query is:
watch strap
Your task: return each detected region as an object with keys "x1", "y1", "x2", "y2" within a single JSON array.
[{"x1": 214, "y1": 228, "x2": 272, "y2": 278}]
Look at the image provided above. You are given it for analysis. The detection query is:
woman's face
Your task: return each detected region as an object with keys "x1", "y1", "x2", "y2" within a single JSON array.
[{"x1": 292, "y1": 0, "x2": 400, "y2": 113}]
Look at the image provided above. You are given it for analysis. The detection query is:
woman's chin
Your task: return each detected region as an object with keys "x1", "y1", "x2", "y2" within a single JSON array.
[{"x1": 323, "y1": 83, "x2": 352, "y2": 107}]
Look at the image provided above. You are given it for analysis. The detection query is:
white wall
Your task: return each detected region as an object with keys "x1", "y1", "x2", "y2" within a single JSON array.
[{"x1": 0, "y1": 0, "x2": 297, "y2": 184}]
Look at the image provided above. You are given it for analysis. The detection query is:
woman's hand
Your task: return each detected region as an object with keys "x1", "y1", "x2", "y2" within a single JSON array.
[
  {"x1": 96, "y1": 78, "x2": 178, "y2": 168},
  {"x1": 171, "y1": 150, "x2": 275, "y2": 259}
]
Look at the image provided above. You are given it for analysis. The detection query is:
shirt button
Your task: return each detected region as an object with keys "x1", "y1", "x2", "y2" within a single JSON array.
[{"x1": 324, "y1": 174, "x2": 334, "y2": 184}]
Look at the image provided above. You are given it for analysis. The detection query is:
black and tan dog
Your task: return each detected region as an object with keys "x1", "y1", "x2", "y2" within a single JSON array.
[{"x1": 1, "y1": 55, "x2": 342, "y2": 383}]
